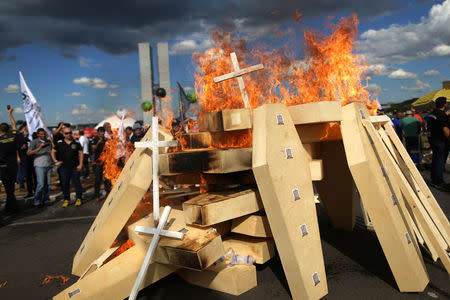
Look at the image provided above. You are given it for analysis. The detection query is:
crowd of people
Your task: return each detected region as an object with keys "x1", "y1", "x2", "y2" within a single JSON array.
[
  {"x1": 0, "y1": 108, "x2": 148, "y2": 215},
  {"x1": 390, "y1": 97, "x2": 450, "y2": 191}
]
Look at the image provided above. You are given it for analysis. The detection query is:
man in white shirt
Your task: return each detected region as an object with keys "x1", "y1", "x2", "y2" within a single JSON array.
[{"x1": 78, "y1": 130, "x2": 90, "y2": 179}]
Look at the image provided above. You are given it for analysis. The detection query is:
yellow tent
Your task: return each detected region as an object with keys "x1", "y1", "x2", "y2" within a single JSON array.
[{"x1": 412, "y1": 81, "x2": 450, "y2": 109}]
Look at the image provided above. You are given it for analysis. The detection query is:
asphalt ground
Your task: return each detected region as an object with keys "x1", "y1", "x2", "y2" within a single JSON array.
[{"x1": 0, "y1": 169, "x2": 449, "y2": 300}]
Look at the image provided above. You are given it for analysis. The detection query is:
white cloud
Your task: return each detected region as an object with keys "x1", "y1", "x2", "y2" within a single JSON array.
[
  {"x1": 108, "y1": 91, "x2": 118, "y2": 97},
  {"x1": 73, "y1": 77, "x2": 108, "y2": 89},
  {"x1": 14, "y1": 107, "x2": 23, "y2": 113},
  {"x1": 79, "y1": 56, "x2": 93, "y2": 68},
  {"x1": 366, "y1": 64, "x2": 391, "y2": 76},
  {"x1": 423, "y1": 69, "x2": 440, "y2": 76},
  {"x1": 431, "y1": 44, "x2": 450, "y2": 56},
  {"x1": 109, "y1": 84, "x2": 119, "y2": 89},
  {"x1": 170, "y1": 39, "x2": 213, "y2": 55},
  {"x1": 359, "y1": 0, "x2": 450, "y2": 64},
  {"x1": 388, "y1": 68, "x2": 417, "y2": 79},
  {"x1": 64, "y1": 91, "x2": 86, "y2": 97},
  {"x1": 367, "y1": 83, "x2": 380, "y2": 92},
  {"x1": 72, "y1": 103, "x2": 91, "y2": 115},
  {"x1": 400, "y1": 79, "x2": 432, "y2": 91},
  {"x1": 4, "y1": 84, "x2": 20, "y2": 93}
]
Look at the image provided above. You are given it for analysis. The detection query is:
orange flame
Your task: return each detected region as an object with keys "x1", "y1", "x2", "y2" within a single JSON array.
[
  {"x1": 42, "y1": 275, "x2": 70, "y2": 286},
  {"x1": 193, "y1": 14, "x2": 379, "y2": 115},
  {"x1": 199, "y1": 173, "x2": 208, "y2": 194},
  {"x1": 0, "y1": 281, "x2": 7, "y2": 288},
  {"x1": 99, "y1": 130, "x2": 135, "y2": 185}
]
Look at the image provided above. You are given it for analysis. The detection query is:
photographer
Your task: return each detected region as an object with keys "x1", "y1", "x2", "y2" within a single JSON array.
[{"x1": 28, "y1": 128, "x2": 52, "y2": 206}]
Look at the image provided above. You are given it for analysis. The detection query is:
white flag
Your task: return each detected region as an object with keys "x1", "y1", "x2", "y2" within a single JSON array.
[
  {"x1": 115, "y1": 114, "x2": 126, "y2": 159},
  {"x1": 19, "y1": 71, "x2": 51, "y2": 139}
]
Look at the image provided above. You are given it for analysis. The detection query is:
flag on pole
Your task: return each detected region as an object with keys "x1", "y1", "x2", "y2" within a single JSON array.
[
  {"x1": 19, "y1": 71, "x2": 51, "y2": 139},
  {"x1": 176, "y1": 81, "x2": 191, "y2": 124},
  {"x1": 115, "y1": 114, "x2": 126, "y2": 159}
]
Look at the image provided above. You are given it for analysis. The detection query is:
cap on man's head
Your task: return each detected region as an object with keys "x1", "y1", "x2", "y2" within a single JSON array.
[
  {"x1": 406, "y1": 110, "x2": 413, "y2": 115},
  {"x1": 132, "y1": 122, "x2": 142, "y2": 130}
]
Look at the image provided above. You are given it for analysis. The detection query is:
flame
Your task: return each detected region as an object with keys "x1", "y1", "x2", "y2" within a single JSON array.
[
  {"x1": 99, "y1": 130, "x2": 135, "y2": 185},
  {"x1": 211, "y1": 130, "x2": 252, "y2": 149},
  {"x1": 0, "y1": 281, "x2": 7, "y2": 288},
  {"x1": 105, "y1": 239, "x2": 135, "y2": 264},
  {"x1": 42, "y1": 275, "x2": 70, "y2": 286},
  {"x1": 199, "y1": 173, "x2": 208, "y2": 194},
  {"x1": 193, "y1": 14, "x2": 379, "y2": 115}
]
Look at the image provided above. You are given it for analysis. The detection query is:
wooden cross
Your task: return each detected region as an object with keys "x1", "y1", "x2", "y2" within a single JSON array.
[
  {"x1": 214, "y1": 52, "x2": 264, "y2": 108},
  {"x1": 134, "y1": 117, "x2": 178, "y2": 224}
]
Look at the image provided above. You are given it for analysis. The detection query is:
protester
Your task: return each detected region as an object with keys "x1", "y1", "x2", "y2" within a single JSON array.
[
  {"x1": 52, "y1": 126, "x2": 83, "y2": 207},
  {"x1": 130, "y1": 122, "x2": 145, "y2": 143},
  {"x1": 400, "y1": 110, "x2": 422, "y2": 164},
  {"x1": 78, "y1": 130, "x2": 90, "y2": 179},
  {"x1": 104, "y1": 122, "x2": 113, "y2": 140},
  {"x1": 28, "y1": 128, "x2": 53, "y2": 206},
  {"x1": 91, "y1": 126, "x2": 111, "y2": 201},
  {"x1": 16, "y1": 123, "x2": 35, "y2": 197},
  {"x1": 0, "y1": 107, "x2": 19, "y2": 214},
  {"x1": 125, "y1": 126, "x2": 133, "y2": 141},
  {"x1": 391, "y1": 111, "x2": 404, "y2": 139},
  {"x1": 428, "y1": 97, "x2": 449, "y2": 191}
]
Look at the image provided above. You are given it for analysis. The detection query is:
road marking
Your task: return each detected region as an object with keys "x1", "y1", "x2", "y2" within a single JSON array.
[{"x1": 8, "y1": 216, "x2": 96, "y2": 226}]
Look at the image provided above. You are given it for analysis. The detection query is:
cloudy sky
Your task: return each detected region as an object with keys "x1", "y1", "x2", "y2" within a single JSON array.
[{"x1": 0, "y1": 0, "x2": 449, "y2": 125}]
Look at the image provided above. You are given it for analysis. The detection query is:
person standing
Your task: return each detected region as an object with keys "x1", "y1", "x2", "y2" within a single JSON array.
[
  {"x1": 16, "y1": 123, "x2": 34, "y2": 197},
  {"x1": 392, "y1": 111, "x2": 404, "y2": 139},
  {"x1": 51, "y1": 127, "x2": 83, "y2": 207},
  {"x1": 400, "y1": 110, "x2": 422, "y2": 164},
  {"x1": 78, "y1": 130, "x2": 90, "y2": 179},
  {"x1": 91, "y1": 127, "x2": 111, "y2": 201},
  {"x1": 27, "y1": 128, "x2": 53, "y2": 206},
  {"x1": 130, "y1": 122, "x2": 145, "y2": 143},
  {"x1": 428, "y1": 97, "x2": 449, "y2": 191},
  {"x1": 0, "y1": 107, "x2": 19, "y2": 214}
]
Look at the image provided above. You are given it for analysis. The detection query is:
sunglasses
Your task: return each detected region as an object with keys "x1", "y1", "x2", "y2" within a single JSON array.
[{"x1": 64, "y1": 132, "x2": 73, "y2": 135}]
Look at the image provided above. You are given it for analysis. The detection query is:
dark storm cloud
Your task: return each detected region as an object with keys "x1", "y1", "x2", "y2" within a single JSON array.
[{"x1": 0, "y1": 0, "x2": 407, "y2": 59}]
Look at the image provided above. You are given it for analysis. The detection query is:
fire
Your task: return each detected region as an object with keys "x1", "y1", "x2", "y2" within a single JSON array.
[
  {"x1": 0, "y1": 281, "x2": 7, "y2": 288},
  {"x1": 99, "y1": 130, "x2": 135, "y2": 185},
  {"x1": 42, "y1": 275, "x2": 70, "y2": 286},
  {"x1": 105, "y1": 239, "x2": 135, "y2": 264},
  {"x1": 199, "y1": 173, "x2": 208, "y2": 194},
  {"x1": 193, "y1": 13, "x2": 379, "y2": 115}
]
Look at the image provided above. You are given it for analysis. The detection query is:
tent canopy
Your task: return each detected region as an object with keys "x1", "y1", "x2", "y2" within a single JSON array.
[
  {"x1": 95, "y1": 115, "x2": 136, "y2": 130},
  {"x1": 412, "y1": 89, "x2": 450, "y2": 109}
]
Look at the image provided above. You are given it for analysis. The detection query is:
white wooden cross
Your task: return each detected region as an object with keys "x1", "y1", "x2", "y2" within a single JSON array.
[
  {"x1": 134, "y1": 117, "x2": 178, "y2": 224},
  {"x1": 214, "y1": 52, "x2": 264, "y2": 108},
  {"x1": 129, "y1": 206, "x2": 180, "y2": 300}
]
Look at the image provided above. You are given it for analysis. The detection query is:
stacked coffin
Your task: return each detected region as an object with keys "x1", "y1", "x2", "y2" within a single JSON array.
[{"x1": 54, "y1": 101, "x2": 449, "y2": 300}]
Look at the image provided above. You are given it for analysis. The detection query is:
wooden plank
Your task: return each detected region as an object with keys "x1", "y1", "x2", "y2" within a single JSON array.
[
  {"x1": 288, "y1": 101, "x2": 342, "y2": 125},
  {"x1": 361, "y1": 119, "x2": 425, "y2": 259},
  {"x1": 54, "y1": 246, "x2": 175, "y2": 300},
  {"x1": 182, "y1": 188, "x2": 263, "y2": 226},
  {"x1": 159, "y1": 148, "x2": 252, "y2": 175},
  {"x1": 179, "y1": 130, "x2": 252, "y2": 150},
  {"x1": 214, "y1": 63, "x2": 264, "y2": 83},
  {"x1": 296, "y1": 122, "x2": 342, "y2": 143},
  {"x1": 198, "y1": 108, "x2": 252, "y2": 132},
  {"x1": 161, "y1": 171, "x2": 256, "y2": 185},
  {"x1": 222, "y1": 235, "x2": 275, "y2": 264},
  {"x1": 72, "y1": 147, "x2": 153, "y2": 276},
  {"x1": 340, "y1": 103, "x2": 428, "y2": 292},
  {"x1": 310, "y1": 159, "x2": 323, "y2": 181},
  {"x1": 177, "y1": 263, "x2": 257, "y2": 296},
  {"x1": 370, "y1": 115, "x2": 391, "y2": 124},
  {"x1": 231, "y1": 214, "x2": 272, "y2": 237},
  {"x1": 314, "y1": 141, "x2": 355, "y2": 231},
  {"x1": 127, "y1": 208, "x2": 224, "y2": 271},
  {"x1": 384, "y1": 123, "x2": 450, "y2": 250},
  {"x1": 303, "y1": 143, "x2": 321, "y2": 160},
  {"x1": 252, "y1": 103, "x2": 328, "y2": 300}
]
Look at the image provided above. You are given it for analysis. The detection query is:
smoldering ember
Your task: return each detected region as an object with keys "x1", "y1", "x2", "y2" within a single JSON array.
[{"x1": 0, "y1": 4, "x2": 449, "y2": 300}]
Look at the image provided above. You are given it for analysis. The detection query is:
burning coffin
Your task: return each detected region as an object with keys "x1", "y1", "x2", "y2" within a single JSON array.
[{"x1": 54, "y1": 100, "x2": 449, "y2": 300}]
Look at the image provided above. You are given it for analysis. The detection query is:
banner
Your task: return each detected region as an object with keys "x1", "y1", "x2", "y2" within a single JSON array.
[{"x1": 19, "y1": 71, "x2": 51, "y2": 139}]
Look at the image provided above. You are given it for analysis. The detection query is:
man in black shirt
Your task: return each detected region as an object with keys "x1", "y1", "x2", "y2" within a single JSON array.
[
  {"x1": 0, "y1": 107, "x2": 19, "y2": 213},
  {"x1": 428, "y1": 97, "x2": 449, "y2": 190},
  {"x1": 91, "y1": 127, "x2": 111, "y2": 201},
  {"x1": 51, "y1": 126, "x2": 83, "y2": 207},
  {"x1": 130, "y1": 122, "x2": 145, "y2": 143}
]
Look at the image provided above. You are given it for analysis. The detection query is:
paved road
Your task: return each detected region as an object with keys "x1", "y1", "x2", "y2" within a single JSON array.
[{"x1": 0, "y1": 170, "x2": 448, "y2": 300}]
